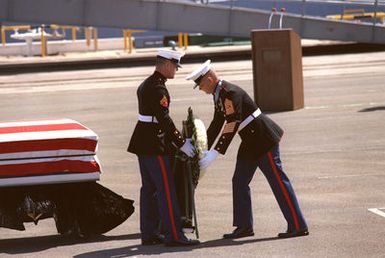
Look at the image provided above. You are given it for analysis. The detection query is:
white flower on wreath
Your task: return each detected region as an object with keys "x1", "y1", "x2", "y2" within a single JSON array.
[{"x1": 192, "y1": 118, "x2": 208, "y2": 179}]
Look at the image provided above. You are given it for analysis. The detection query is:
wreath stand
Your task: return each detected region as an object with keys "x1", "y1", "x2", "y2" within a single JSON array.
[
  {"x1": 172, "y1": 109, "x2": 202, "y2": 240},
  {"x1": 173, "y1": 153, "x2": 199, "y2": 239}
]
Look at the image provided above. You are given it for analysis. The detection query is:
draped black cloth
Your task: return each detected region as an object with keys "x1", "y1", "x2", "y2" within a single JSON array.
[{"x1": 0, "y1": 182, "x2": 134, "y2": 237}]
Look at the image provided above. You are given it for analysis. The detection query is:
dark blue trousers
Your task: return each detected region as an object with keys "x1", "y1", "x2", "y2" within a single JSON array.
[
  {"x1": 232, "y1": 145, "x2": 307, "y2": 232},
  {"x1": 137, "y1": 155, "x2": 187, "y2": 242}
]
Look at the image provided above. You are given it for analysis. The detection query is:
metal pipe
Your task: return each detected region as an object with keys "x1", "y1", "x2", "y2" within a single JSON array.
[
  {"x1": 183, "y1": 33, "x2": 188, "y2": 49},
  {"x1": 373, "y1": 0, "x2": 379, "y2": 26},
  {"x1": 372, "y1": 0, "x2": 380, "y2": 42},
  {"x1": 235, "y1": 0, "x2": 385, "y2": 6},
  {"x1": 93, "y1": 28, "x2": 98, "y2": 51},
  {"x1": 228, "y1": 0, "x2": 234, "y2": 35},
  {"x1": 71, "y1": 27, "x2": 77, "y2": 41},
  {"x1": 1, "y1": 27, "x2": 5, "y2": 46},
  {"x1": 302, "y1": 0, "x2": 306, "y2": 17},
  {"x1": 178, "y1": 32, "x2": 183, "y2": 48},
  {"x1": 1, "y1": 25, "x2": 32, "y2": 47},
  {"x1": 127, "y1": 30, "x2": 132, "y2": 53},
  {"x1": 85, "y1": 27, "x2": 91, "y2": 47},
  {"x1": 1, "y1": 25, "x2": 31, "y2": 31},
  {"x1": 280, "y1": 7, "x2": 286, "y2": 28},
  {"x1": 50, "y1": 24, "x2": 78, "y2": 41},
  {"x1": 268, "y1": 8, "x2": 277, "y2": 29},
  {"x1": 123, "y1": 30, "x2": 127, "y2": 51},
  {"x1": 40, "y1": 26, "x2": 46, "y2": 57}
]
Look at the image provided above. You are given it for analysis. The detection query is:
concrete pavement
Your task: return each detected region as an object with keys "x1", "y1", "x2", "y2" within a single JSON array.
[{"x1": 0, "y1": 48, "x2": 385, "y2": 257}]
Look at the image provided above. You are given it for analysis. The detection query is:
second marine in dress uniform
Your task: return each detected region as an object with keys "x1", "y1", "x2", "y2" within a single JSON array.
[
  {"x1": 186, "y1": 60, "x2": 309, "y2": 239},
  {"x1": 128, "y1": 49, "x2": 200, "y2": 246}
]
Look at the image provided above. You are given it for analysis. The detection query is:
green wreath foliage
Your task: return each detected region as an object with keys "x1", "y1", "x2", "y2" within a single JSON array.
[{"x1": 184, "y1": 107, "x2": 207, "y2": 188}]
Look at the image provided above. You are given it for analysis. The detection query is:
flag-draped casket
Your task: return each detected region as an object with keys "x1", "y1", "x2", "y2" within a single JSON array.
[
  {"x1": 0, "y1": 119, "x2": 101, "y2": 187},
  {"x1": 0, "y1": 119, "x2": 135, "y2": 236}
]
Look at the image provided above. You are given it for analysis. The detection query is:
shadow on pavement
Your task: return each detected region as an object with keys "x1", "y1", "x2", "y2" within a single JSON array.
[
  {"x1": 358, "y1": 106, "x2": 385, "y2": 112},
  {"x1": 73, "y1": 236, "x2": 280, "y2": 257},
  {"x1": 0, "y1": 233, "x2": 141, "y2": 255}
]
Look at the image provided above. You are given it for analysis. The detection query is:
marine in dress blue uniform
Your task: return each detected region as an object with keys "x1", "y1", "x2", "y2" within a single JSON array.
[
  {"x1": 186, "y1": 60, "x2": 308, "y2": 239},
  {"x1": 127, "y1": 49, "x2": 200, "y2": 246}
]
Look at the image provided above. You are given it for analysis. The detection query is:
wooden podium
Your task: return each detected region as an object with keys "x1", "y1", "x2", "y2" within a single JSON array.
[{"x1": 251, "y1": 29, "x2": 304, "y2": 111}]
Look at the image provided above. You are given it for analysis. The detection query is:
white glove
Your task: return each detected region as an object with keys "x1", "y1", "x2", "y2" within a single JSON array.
[
  {"x1": 180, "y1": 138, "x2": 195, "y2": 157},
  {"x1": 199, "y1": 149, "x2": 219, "y2": 170}
]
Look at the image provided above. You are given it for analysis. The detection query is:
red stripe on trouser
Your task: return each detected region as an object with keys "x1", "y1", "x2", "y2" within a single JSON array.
[
  {"x1": 267, "y1": 152, "x2": 300, "y2": 231},
  {"x1": 0, "y1": 160, "x2": 100, "y2": 177},
  {"x1": 157, "y1": 156, "x2": 179, "y2": 241}
]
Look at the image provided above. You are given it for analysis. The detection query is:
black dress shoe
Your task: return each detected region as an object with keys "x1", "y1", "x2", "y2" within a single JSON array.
[
  {"x1": 278, "y1": 228, "x2": 309, "y2": 238},
  {"x1": 141, "y1": 235, "x2": 164, "y2": 245},
  {"x1": 165, "y1": 238, "x2": 200, "y2": 247},
  {"x1": 223, "y1": 227, "x2": 254, "y2": 239}
]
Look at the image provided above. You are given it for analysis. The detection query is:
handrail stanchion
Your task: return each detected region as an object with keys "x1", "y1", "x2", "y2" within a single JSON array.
[
  {"x1": 1, "y1": 26, "x2": 5, "y2": 46},
  {"x1": 280, "y1": 7, "x2": 286, "y2": 29},
  {"x1": 128, "y1": 30, "x2": 133, "y2": 53},
  {"x1": 71, "y1": 27, "x2": 77, "y2": 41},
  {"x1": 268, "y1": 7, "x2": 277, "y2": 29},
  {"x1": 123, "y1": 29, "x2": 127, "y2": 51},
  {"x1": 49, "y1": 24, "x2": 78, "y2": 40},
  {"x1": 93, "y1": 27, "x2": 98, "y2": 51},
  {"x1": 40, "y1": 25, "x2": 46, "y2": 57},
  {"x1": 85, "y1": 27, "x2": 91, "y2": 47},
  {"x1": 183, "y1": 33, "x2": 188, "y2": 49},
  {"x1": 373, "y1": 0, "x2": 379, "y2": 26},
  {"x1": 178, "y1": 32, "x2": 183, "y2": 48},
  {"x1": 123, "y1": 29, "x2": 145, "y2": 53},
  {"x1": 1, "y1": 25, "x2": 32, "y2": 47},
  {"x1": 301, "y1": 0, "x2": 306, "y2": 17}
]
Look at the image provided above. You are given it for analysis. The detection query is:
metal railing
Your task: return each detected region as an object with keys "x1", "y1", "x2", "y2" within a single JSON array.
[
  {"x1": 1, "y1": 24, "x2": 79, "y2": 57},
  {"x1": 201, "y1": 0, "x2": 385, "y2": 5},
  {"x1": 203, "y1": 0, "x2": 385, "y2": 27}
]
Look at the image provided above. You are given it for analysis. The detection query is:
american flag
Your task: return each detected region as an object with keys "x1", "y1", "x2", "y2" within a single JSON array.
[{"x1": 0, "y1": 119, "x2": 101, "y2": 187}]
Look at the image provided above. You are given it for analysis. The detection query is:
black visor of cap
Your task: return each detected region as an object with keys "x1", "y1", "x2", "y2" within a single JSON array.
[
  {"x1": 172, "y1": 59, "x2": 182, "y2": 68},
  {"x1": 194, "y1": 75, "x2": 204, "y2": 85},
  {"x1": 192, "y1": 71, "x2": 209, "y2": 89},
  {"x1": 157, "y1": 55, "x2": 182, "y2": 68}
]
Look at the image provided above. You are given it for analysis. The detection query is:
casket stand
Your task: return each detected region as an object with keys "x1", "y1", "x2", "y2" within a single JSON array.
[{"x1": 0, "y1": 182, "x2": 134, "y2": 237}]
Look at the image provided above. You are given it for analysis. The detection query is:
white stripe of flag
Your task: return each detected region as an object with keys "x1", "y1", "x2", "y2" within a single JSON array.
[
  {"x1": 0, "y1": 130, "x2": 97, "y2": 142},
  {"x1": 0, "y1": 149, "x2": 96, "y2": 161},
  {"x1": 0, "y1": 118, "x2": 76, "y2": 128}
]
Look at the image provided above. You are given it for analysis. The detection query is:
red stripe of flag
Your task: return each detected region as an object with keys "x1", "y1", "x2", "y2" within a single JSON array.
[
  {"x1": 0, "y1": 160, "x2": 100, "y2": 177},
  {"x1": 0, "y1": 123, "x2": 88, "y2": 134},
  {"x1": 0, "y1": 138, "x2": 97, "y2": 154}
]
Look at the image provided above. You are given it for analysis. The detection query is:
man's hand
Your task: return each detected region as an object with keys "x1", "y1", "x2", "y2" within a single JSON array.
[
  {"x1": 180, "y1": 139, "x2": 195, "y2": 157},
  {"x1": 199, "y1": 149, "x2": 219, "y2": 170}
]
